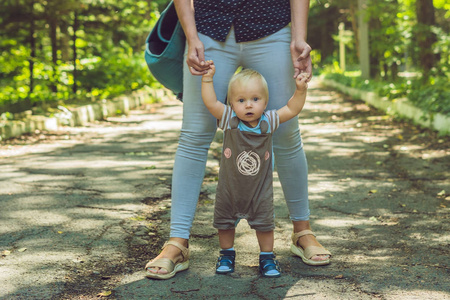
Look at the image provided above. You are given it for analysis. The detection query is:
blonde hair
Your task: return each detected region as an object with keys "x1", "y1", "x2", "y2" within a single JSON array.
[{"x1": 227, "y1": 69, "x2": 269, "y2": 103}]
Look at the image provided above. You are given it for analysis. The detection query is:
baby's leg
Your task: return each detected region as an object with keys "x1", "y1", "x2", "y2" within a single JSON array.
[
  {"x1": 255, "y1": 230, "x2": 274, "y2": 252},
  {"x1": 218, "y1": 229, "x2": 235, "y2": 249},
  {"x1": 256, "y1": 230, "x2": 281, "y2": 277},
  {"x1": 216, "y1": 229, "x2": 236, "y2": 274}
]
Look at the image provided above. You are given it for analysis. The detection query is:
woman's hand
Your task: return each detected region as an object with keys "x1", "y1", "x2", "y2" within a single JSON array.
[
  {"x1": 186, "y1": 37, "x2": 211, "y2": 76},
  {"x1": 173, "y1": 0, "x2": 210, "y2": 76},
  {"x1": 290, "y1": 40, "x2": 312, "y2": 81}
]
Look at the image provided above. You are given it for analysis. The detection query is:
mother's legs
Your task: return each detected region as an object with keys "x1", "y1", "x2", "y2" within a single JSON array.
[
  {"x1": 243, "y1": 27, "x2": 330, "y2": 262},
  {"x1": 147, "y1": 33, "x2": 240, "y2": 274}
]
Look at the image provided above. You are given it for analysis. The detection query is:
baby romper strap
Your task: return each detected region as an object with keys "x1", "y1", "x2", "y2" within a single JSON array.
[
  {"x1": 229, "y1": 116, "x2": 239, "y2": 129},
  {"x1": 260, "y1": 120, "x2": 268, "y2": 133}
]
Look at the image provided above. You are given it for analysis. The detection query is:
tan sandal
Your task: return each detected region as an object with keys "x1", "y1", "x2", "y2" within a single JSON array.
[
  {"x1": 145, "y1": 240, "x2": 190, "y2": 279},
  {"x1": 290, "y1": 230, "x2": 331, "y2": 266}
]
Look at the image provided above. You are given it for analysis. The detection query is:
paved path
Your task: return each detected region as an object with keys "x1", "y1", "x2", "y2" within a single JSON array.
[{"x1": 0, "y1": 79, "x2": 449, "y2": 299}]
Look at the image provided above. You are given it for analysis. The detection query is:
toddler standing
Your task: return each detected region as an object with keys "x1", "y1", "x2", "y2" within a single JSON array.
[{"x1": 202, "y1": 62, "x2": 308, "y2": 277}]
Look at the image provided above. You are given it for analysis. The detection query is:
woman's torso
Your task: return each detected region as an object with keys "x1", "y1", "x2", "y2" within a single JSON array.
[{"x1": 194, "y1": 0, "x2": 291, "y2": 42}]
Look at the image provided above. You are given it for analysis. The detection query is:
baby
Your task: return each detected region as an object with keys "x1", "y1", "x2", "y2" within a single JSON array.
[{"x1": 201, "y1": 62, "x2": 308, "y2": 277}]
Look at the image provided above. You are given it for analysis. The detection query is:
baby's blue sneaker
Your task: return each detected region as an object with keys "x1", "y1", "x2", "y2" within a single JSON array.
[
  {"x1": 216, "y1": 250, "x2": 235, "y2": 274},
  {"x1": 259, "y1": 253, "x2": 281, "y2": 278}
]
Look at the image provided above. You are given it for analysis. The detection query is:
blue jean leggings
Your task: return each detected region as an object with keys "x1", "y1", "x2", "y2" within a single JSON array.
[{"x1": 170, "y1": 26, "x2": 310, "y2": 239}]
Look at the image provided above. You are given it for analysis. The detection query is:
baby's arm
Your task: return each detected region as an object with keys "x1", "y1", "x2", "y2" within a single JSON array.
[
  {"x1": 276, "y1": 73, "x2": 308, "y2": 124},
  {"x1": 201, "y1": 61, "x2": 225, "y2": 120}
]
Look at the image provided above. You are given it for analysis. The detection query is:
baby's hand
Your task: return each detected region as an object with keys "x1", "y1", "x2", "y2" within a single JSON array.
[
  {"x1": 295, "y1": 72, "x2": 308, "y2": 91},
  {"x1": 203, "y1": 60, "x2": 215, "y2": 80}
]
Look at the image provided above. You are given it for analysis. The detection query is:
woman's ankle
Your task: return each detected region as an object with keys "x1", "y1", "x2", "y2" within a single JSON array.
[
  {"x1": 168, "y1": 237, "x2": 189, "y2": 247},
  {"x1": 157, "y1": 238, "x2": 189, "y2": 260},
  {"x1": 292, "y1": 220, "x2": 311, "y2": 233}
]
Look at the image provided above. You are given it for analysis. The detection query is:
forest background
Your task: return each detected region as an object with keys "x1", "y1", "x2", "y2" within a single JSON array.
[{"x1": 0, "y1": 0, "x2": 448, "y2": 118}]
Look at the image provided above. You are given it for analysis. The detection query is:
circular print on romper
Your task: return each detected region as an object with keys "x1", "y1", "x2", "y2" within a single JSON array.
[
  {"x1": 236, "y1": 150, "x2": 260, "y2": 176},
  {"x1": 224, "y1": 148, "x2": 232, "y2": 159}
]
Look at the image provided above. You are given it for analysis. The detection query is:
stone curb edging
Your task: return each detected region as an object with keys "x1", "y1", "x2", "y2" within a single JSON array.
[
  {"x1": 0, "y1": 91, "x2": 149, "y2": 141},
  {"x1": 320, "y1": 78, "x2": 450, "y2": 136}
]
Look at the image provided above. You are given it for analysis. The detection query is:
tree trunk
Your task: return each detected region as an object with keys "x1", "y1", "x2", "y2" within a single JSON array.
[
  {"x1": 349, "y1": 2, "x2": 359, "y2": 59},
  {"x1": 415, "y1": 0, "x2": 436, "y2": 77},
  {"x1": 29, "y1": 0, "x2": 35, "y2": 94},
  {"x1": 60, "y1": 20, "x2": 70, "y2": 61},
  {"x1": 72, "y1": 11, "x2": 78, "y2": 94},
  {"x1": 49, "y1": 16, "x2": 58, "y2": 93},
  {"x1": 390, "y1": 62, "x2": 398, "y2": 81}
]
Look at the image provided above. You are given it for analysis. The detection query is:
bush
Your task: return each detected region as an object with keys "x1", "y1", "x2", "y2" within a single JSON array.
[
  {"x1": 323, "y1": 71, "x2": 449, "y2": 115},
  {"x1": 408, "y1": 76, "x2": 450, "y2": 115}
]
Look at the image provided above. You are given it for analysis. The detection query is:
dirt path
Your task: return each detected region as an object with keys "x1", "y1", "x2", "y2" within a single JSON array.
[{"x1": 0, "y1": 79, "x2": 448, "y2": 299}]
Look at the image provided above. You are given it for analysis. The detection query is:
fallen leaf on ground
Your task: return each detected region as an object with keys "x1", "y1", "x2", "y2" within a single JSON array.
[
  {"x1": 1, "y1": 250, "x2": 11, "y2": 256},
  {"x1": 97, "y1": 290, "x2": 111, "y2": 297},
  {"x1": 18, "y1": 248, "x2": 27, "y2": 252},
  {"x1": 335, "y1": 274, "x2": 344, "y2": 279}
]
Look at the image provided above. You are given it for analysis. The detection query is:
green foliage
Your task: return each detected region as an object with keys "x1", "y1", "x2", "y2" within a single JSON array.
[
  {"x1": 77, "y1": 49, "x2": 149, "y2": 99},
  {"x1": 323, "y1": 71, "x2": 450, "y2": 115},
  {"x1": 366, "y1": 0, "x2": 404, "y2": 77},
  {"x1": 323, "y1": 71, "x2": 379, "y2": 92},
  {"x1": 408, "y1": 76, "x2": 450, "y2": 115},
  {"x1": 431, "y1": 26, "x2": 450, "y2": 75},
  {"x1": 1, "y1": 0, "x2": 447, "y2": 116},
  {"x1": 0, "y1": 0, "x2": 161, "y2": 114},
  {"x1": 317, "y1": 0, "x2": 449, "y2": 116},
  {"x1": 310, "y1": 0, "x2": 447, "y2": 79}
]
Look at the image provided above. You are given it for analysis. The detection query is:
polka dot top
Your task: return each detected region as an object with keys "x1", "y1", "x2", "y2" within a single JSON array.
[{"x1": 194, "y1": 0, "x2": 291, "y2": 43}]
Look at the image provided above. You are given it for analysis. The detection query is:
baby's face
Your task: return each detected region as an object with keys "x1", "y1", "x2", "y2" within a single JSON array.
[{"x1": 229, "y1": 78, "x2": 268, "y2": 128}]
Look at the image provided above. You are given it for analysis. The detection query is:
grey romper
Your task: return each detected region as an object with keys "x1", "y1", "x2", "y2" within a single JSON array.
[{"x1": 214, "y1": 107, "x2": 279, "y2": 232}]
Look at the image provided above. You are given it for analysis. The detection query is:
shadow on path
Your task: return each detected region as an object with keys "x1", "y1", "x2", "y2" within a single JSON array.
[{"x1": 0, "y1": 81, "x2": 448, "y2": 299}]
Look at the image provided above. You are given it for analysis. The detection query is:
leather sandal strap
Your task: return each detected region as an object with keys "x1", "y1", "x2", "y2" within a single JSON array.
[
  {"x1": 163, "y1": 240, "x2": 189, "y2": 260},
  {"x1": 145, "y1": 258, "x2": 174, "y2": 270},
  {"x1": 291, "y1": 229, "x2": 316, "y2": 245},
  {"x1": 304, "y1": 245, "x2": 332, "y2": 259}
]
